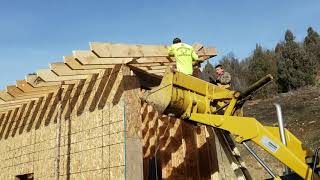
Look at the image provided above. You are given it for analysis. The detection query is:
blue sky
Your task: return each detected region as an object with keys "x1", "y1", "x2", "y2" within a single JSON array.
[{"x1": 0, "y1": 0, "x2": 319, "y2": 88}]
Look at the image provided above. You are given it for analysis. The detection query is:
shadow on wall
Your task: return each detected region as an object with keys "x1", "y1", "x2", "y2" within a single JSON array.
[
  {"x1": 141, "y1": 104, "x2": 220, "y2": 180},
  {"x1": 0, "y1": 65, "x2": 139, "y2": 141}
]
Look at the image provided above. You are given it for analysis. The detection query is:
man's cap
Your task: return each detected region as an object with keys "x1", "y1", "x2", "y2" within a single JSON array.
[{"x1": 173, "y1": 38, "x2": 182, "y2": 44}]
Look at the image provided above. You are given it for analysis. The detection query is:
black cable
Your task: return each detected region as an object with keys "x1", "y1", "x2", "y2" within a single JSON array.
[{"x1": 312, "y1": 147, "x2": 320, "y2": 180}]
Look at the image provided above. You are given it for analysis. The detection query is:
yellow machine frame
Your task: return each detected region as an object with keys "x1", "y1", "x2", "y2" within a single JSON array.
[{"x1": 146, "y1": 68, "x2": 319, "y2": 180}]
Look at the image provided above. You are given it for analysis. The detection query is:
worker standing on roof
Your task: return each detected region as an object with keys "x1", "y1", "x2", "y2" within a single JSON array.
[
  {"x1": 210, "y1": 64, "x2": 232, "y2": 89},
  {"x1": 168, "y1": 38, "x2": 200, "y2": 75}
]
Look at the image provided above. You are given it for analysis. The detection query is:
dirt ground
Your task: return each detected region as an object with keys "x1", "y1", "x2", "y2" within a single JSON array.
[{"x1": 237, "y1": 86, "x2": 320, "y2": 179}]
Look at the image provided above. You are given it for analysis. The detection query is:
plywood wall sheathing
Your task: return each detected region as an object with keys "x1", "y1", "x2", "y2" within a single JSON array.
[
  {"x1": 0, "y1": 65, "x2": 144, "y2": 179},
  {"x1": 141, "y1": 103, "x2": 227, "y2": 180}
]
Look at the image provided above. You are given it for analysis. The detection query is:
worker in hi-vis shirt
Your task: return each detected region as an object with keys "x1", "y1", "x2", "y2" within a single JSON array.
[{"x1": 168, "y1": 38, "x2": 200, "y2": 75}]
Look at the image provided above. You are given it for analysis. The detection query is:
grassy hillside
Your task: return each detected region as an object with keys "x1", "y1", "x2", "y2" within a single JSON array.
[{"x1": 237, "y1": 86, "x2": 320, "y2": 179}]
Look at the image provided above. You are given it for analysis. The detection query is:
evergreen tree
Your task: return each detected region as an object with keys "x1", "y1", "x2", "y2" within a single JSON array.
[
  {"x1": 200, "y1": 28, "x2": 319, "y2": 96},
  {"x1": 304, "y1": 27, "x2": 320, "y2": 68},
  {"x1": 202, "y1": 61, "x2": 215, "y2": 82},
  {"x1": 246, "y1": 44, "x2": 278, "y2": 96},
  {"x1": 276, "y1": 30, "x2": 316, "y2": 92},
  {"x1": 247, "y1": 44, "x2": 277, "y2": 83}
]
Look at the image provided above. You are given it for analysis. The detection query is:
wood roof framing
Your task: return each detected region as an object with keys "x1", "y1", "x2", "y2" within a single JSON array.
[{"x1": 0, "y1": 42, "x2": 217, "y2": 119}]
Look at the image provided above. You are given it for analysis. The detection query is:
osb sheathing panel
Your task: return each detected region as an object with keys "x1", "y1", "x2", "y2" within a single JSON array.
[
  {"x1": 141, "y1": 103, "x2": 220, "y2": 180},
  {"x1": 0, "y1": 66, "x2": 143, "y2": 180}
]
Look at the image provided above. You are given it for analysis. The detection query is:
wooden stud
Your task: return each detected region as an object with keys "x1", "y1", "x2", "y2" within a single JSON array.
[
  {"x1": 0, "y1": 91, "x2": 14, "y2": 101},
  {"x1": 64, "y1": 55, "x2": 114, "y2": 69},
  {"x1": 36, "y1": 69, "x2": 89, "y2": 82},
  {"x1": 6, "y1": 86, "x2": 24, "y2": 97},
  {"x1": 50, "y1": 62, "x2": 103, "y2": 76},
  {"x1": 16, "y1": 80, "x2": 58, "y2": 92}
]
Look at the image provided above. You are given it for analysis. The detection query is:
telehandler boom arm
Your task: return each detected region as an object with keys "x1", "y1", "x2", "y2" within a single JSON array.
[{"x1": 145, "y1": 68, "x2": 319, "y2": 180}]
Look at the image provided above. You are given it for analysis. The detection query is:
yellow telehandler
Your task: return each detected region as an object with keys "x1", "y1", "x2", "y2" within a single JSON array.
[{"x1": 144, "y1": 68, "x2": 320, "y2": 180}]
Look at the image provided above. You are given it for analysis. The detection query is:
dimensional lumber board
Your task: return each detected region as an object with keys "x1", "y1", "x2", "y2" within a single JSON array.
[
  {"x1": 26, "y1": 74, "x2": 61, "y2": 87},
  {"x1": 128, "y1": 62, "x2": 176, "y2": 67},
  {"x1": 90, "y1": 43, "x2": 216, "y2": 58},
  {"x1": 0, "y1": 91, "x2": 14, "y2": 101},
  {"x1": 36, "y1": 69, "x2": 89, "y2": 82},
  {"x1": 90, "y1": 43, "x2": 169, "y2": 57},
  {"x1": 6, "y1": 87, "x2": 51, "y2": 101},
  {"x1": 64, "y1": 55, "x2": 115, "y2": 70},
  {"x1": 0, "y1": 99, "x2": 38, "y2": 108},
  {"x1": 6, "y1": 86, "x2": 24, "y2": 97},
  {"x1": 50, "y1": 62, "x2": 103, "y2": 76},
  {"x1": 16, "y1": 80, "x2": 58, "y2": 92},
  {"x1": 0, "y1": 106, "x2": 21, "y2": 114},
  {"x1": 73, "y1": 50, "x2": 133, "y2": 65}
]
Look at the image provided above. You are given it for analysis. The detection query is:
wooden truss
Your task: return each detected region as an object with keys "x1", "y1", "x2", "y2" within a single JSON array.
[{"x1": 0, "y1": 42, "x2": 216, "y2": 133}]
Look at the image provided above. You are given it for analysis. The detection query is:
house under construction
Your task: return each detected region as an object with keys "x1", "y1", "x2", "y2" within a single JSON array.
[{"x1": 0, "y1": 42, "x2": 247, "y2": 180}]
